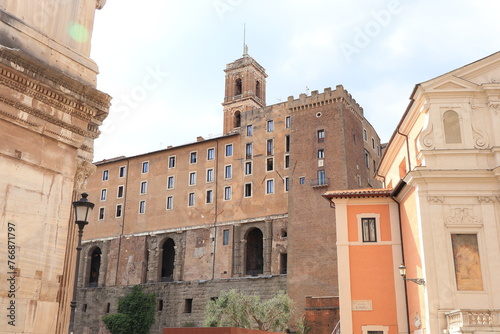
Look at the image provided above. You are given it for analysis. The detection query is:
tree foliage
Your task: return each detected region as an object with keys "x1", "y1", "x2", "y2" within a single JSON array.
[
  {"x1": 204, "y1": 289, "x2": 293, "y2": 332},
  {"x1": 102, "y1": 285, "x2": 156, "y2": 334}
]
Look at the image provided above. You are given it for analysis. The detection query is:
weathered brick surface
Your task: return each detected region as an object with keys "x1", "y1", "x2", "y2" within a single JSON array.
[{"x1": 75, "y1": 276, "x2": 287, "y2": 334}]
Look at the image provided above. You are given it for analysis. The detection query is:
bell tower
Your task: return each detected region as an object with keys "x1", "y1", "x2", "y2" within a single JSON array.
[{"x1": 222, "y1": 47, "x2": 267, "y2": 133}]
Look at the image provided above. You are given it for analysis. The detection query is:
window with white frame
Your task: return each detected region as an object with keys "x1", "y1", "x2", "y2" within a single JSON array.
[
  {"x1": 142, "y1": 161, "x2": 149, "y2": 173},
  {"x1": 247, "y1": 125, "x2": 253, "y2": 136},
  {"x1": 206, "y1": 190, "x2": 213, "y2": 204},
  {"x1": 246, "y1": 143, "x2": 253, "y2": 159},
  {"x1": 190, "y1": 152, "x2": 197, "y2": 164},
  {"x1": 359, "y1": 216, "x2": 379, "y2": 243},
  {"x1": 166, "y1": 196, "x2": 173, "y2": 210},
  {"x1": 167, "y1": 176, "x2": 174, "y2": 189},
  {"x1": 267, "y1": 139, "x2": 273, "y2": 156},
  {"x1": 362, "y1": 325, "x2": 388, "y2": 334},
  {"x1": 284, "y1": 177, "x2": 289, "y2": 192},
  {"x1": 100, "y1": 189, "x2": 107, "y2": 201},
  {"x1": 225, "y1": 144, "x2": 233, "y2": 157},
  {"x1": 267, "y1": 120, "x2": 274, "y2": 132},
  {"x1": 139, "y1": 200, "x2": 146, "y2": 214},
  {"x1": 206, "y1": 168, "x2": 214, "y2": 182},
  {"x1": 225, "y1": 165, "x2": 232, "y2": 179},
  {"x1": 284, "y1": 155, "x2": 290, "y2": 169},
  {"x1": 188, "y1": 193, "x2": 195, "y2": 206},
  {"x1": 207, "y1": 148, "x2": 215, "y2": 160},
  {"x1": 102, "y1": 170, "x2": 109, "y2": 181},
  {"x1": 99, "y1": 207, "x2": 105, "y2": 220},
  {"x1": 168, "y1": 156, "x2": 176, "y2": 168},
  {"x1": 117, "y1": 185, "x2": 124, "y2": 198},
  {"x1": 189, "y1": 172, "x2": 196, "y2": 185},
  {"x1": 266, "y1": 179, "x2": 274, "y2": 194},
  {"x1": 244, "y1": 183, "x2": 252, "y2": 197},
  {"x1": 224, "y1": 186, "x2": 232, "y2": 200},
  {"x1": 119, "y1": 166, "x2": 126, "y2": 178},
  {"x1": 285, "y1": 116, "x2": 291, "y2": 128},
  {"x1": 317, "y1": 129, "x2": 325, "y2": 142},
  {"x1": 245, "y1": 162, "x2": 252, "y2": 175},
  {"x1": 116, "y1": 204, "x2": 122, "y2": 218},
  {"x1": 140, "y1": 181, "x2": 147, "y2": 194}
]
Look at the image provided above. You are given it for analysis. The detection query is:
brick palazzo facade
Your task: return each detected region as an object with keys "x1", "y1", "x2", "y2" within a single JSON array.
[{"x1": 76, "y1": 51, "x2": 382, "y2": 334}]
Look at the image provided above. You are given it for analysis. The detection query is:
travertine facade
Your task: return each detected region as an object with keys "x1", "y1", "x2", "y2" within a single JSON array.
[
  {"x1": 77, "y1": 53, "x2": 382, "y2": 333},
  {"x1": 0, "y1": 2, "x2": 109, "y2": 333},
  {"x1": 325, "y1": 52, "x2": 500, "y2": 334}
]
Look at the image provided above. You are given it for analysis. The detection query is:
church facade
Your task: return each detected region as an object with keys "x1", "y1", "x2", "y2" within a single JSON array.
[{"x1": 76, "y1": 51, "x2": 382, "y2": 333}]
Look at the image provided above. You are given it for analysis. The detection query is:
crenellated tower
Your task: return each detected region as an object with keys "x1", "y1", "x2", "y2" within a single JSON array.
[{"x1": 222, "y1": 48, "x2": 267, "y2": 133}]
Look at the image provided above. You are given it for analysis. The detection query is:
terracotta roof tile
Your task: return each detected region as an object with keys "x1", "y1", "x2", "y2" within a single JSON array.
[{"x1": 323, "y1": 188, "x2": 393, "y2": 199}]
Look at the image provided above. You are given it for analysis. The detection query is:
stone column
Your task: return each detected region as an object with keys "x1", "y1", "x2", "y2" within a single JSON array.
[{"x1": 264, "y1": 219, "x2": 273, "y2": 275}]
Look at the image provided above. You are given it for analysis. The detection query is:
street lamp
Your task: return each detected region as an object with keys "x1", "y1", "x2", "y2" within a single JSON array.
[
  {"x1": 398, "y1": 263, "x2": 426, "y2": 286},
  {"x1": 68, "y1": 193, "x2": 95, "y2": 334}
]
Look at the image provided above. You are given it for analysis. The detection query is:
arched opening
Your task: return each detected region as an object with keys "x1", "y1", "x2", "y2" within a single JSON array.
[
  {"x1": 160, "y1": 238, "x2": 175, "y2": 282},
  {"x1": 235, "y1": 78, "x2": 242, "y2": 96},
  {"x1": 256, "y1": 80, "x2": 261, "y2": 99},
  {"x1": 246, "y1": 228, "x2": 263, "y2": 276},
  {"x1": 443, "y1": 110, "x2": 462, "y2": 144},
  {"x1": 234, "y1": 110, "x2": 241, "y2": 128},
  {"x1": 88, "y1": 247, "x2": 101, "y2": 287}
]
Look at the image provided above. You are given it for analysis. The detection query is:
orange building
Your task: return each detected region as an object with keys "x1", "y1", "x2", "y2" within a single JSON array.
[{"x1": 324, "y1": 52, "x2": 500, "y2": 334}]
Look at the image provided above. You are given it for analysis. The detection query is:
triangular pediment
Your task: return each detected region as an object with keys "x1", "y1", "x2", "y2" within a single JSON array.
[{"x1": 433, "y1": 81, "x2": 470, "y2": 90}]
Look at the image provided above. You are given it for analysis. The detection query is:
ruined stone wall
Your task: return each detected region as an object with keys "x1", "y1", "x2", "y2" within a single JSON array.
[{"x1": 75, "y1": 275, "x2": 287, "y2": 334}]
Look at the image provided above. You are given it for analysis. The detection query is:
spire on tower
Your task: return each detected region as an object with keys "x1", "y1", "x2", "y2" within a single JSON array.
[{"x1": 243, "y1": 23, "x2": 249, "y2": 57}]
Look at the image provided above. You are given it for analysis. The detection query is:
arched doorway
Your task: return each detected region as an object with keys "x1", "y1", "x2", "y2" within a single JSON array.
[
  {"x1": 160, "y1": 238, "x2": 175, "y2": 282},
  {"x1": 88, "y1": 247, "x2": 101, "y2": 287},
  {"x1": 246, "y1": 228, "x2": 263, "y2": 276}
]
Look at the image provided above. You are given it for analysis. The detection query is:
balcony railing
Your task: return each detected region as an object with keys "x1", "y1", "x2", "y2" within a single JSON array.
[
  {"x1": 310, "y1": 177, "x2": 330, "y2": 188},
  {"x1": 446, "y1": 309, "x2": 500, "y2": 333}
]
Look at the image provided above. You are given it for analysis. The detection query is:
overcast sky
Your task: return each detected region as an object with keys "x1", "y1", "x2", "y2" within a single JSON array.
[{"x1": 90, "y1": 0, "x2": 500, "y2": 162}]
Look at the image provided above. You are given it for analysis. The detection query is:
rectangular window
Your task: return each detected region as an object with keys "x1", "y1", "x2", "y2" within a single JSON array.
[
  {"x1": 284, "y1": 155, "x2": 290, "y2": 169},
  {"x1": 140, "y1": 181, "x2": 147, "y2": 194},
  {"x1": 225, "y1": 144, "x2": 233, "y2": 157},
  {"x1": 102, "y1": 170, "x2": 109, "y2": 181},
  {"x1": 225, "y1": 165, "x2": 232, "y2": 179},
  {"x1": 267, "y1": 120, "x2": 274, "y2": 132},
  {"x1": 190, "y1": 152, "x2": 197, "y2": 164},
  {"x1": 167, "y1": 176, "x2": 175, "y2": 189},
  {"x1": 451, "y1": 234, "x2": 483, "y2": 291},
  {"x1": 189, "y1": 172, "x2": 196, "y2": 185},
  {"x1": 117, "y1": 185, "x2": 124, "y2": 198},
  {"x1": 284, "y1": 177, "x2": 289, "y2": 192},
  {"x1": 119, "y1": 166, "x2": 126, "y2": 178},
  {"x1": 361, "y1": 218, "x2": 377, "y2": 242},
  {"x1": 166, "y1": 196, "x2": 173, "y2": 210},
  {"x1": 285, "y1": 116, "x2": 291, "y2": 128},
  {"x1": 206, "y1": 168, "x2": 214, "y2": 182},
  {"x1": 99, "y1": 207, "x2": 105, "y2": 220},
  {"x1": 318, "y1": 149, "x2": 325, "y2": 159},
  {"x1": 223, "y1": 229, "x2": 230, "y2": 245},
  {"x1": 142, "y1": 161, "x2": 149, "y2": 173},
  {"x1": 317, "y1": 170, "x2": 326, "y2": 186},
  {"x1": 372, "y1": 138, "x2": 375, "y2": 149},
  {"x1": 188, "y1": 193, "x2": 195, "y2": 206},
  {"x1": 184, "y1": 299, "x2": 193, "y2": 314},
  {"x1": 285, "y1": 135, "x2": 290, "y2": 152},
  {"x1": 365, "y1": 150, "x2": 370, "y2": 168},
  {"x1": 245, "y1": 162, "x2": 252, "y2": 175},
  {"x1": 244, "y1": 183, "x2": 252, "y2": 197},
  {"x1": 168, "y1": 156, "x2": 176, "y2": 168},
  {"x1": 317, "y1": 129, "x2": 325, "y2": 142},
  {"x1": 224, "y1": 186, "x2": 231, "y2": 200},
  {"x1": 363, "y1": 128, "x2": 367, "y2": 141},
  {"x1": 267, "y1": 158, "x2": 274, "y2": 171},
  {"x1": 100, "y1": 189, "x2": 107, "y2": 201},
  {"x1": 246, "y1": 143, "x2": 253, "y2": 159},
  {"x1": 299, "y1": 177, "x2": 305, "y2": 185},
  {"x1": 207, "y1": 148, "x2": 215, "y2": 160},
  {"x1": 206, "y1": 190, "x2": 213, "y2": 204},
  {"x1": 116, "y1": 204, "x2": 122, "y2": 218},
  {"x1": 139, "y1": 200, "x2": 146, "y2": 214},
  {"x1": 267, "y1": 139, "x2": 273, "y2": 156},
  {"x1": 266, "y1": 179, "x2": 274, "y2": 194},
  {"x1": 246, "y1": 125, "x2": 253, "y2": 136}
]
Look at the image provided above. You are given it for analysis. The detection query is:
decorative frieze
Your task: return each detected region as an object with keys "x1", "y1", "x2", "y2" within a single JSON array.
[
  {"x1": 446, "y1": 208, "x2": 480, "y2": 225},
  {"x1": 427, "y1": 196, "x2": 443, "y2": 203},
  {"x1": 478, "y1": 196, "x2": 496, "y2": 203}
]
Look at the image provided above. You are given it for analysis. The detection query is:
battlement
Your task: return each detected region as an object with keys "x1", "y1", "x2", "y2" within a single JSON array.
[{"x1": 286, "y1": 84, "x2": 364, "y2": 116}]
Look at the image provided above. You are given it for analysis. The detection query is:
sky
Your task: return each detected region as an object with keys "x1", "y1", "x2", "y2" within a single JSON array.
[{"x1": 90, "y1": 0, "x2": 500, "y2": 162}]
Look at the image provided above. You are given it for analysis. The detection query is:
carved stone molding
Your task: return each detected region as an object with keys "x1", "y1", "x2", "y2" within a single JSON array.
[
  {"x1": 74, "y1": 160, "x2": 97, "y2": 192},
  {"x1": 446, "y1": 208, "x2": 480, "y2": 225},
  {"x1": 427, "y1": 196, "x2": 444, "y2": 203},
  {"x1": 96, "y1": 0, "x2": 107, "y2": 9},
  {"x1": 478, "y1": 196, "x2": 496, "y2": 204},
  {"x1": 470, "y1": 109, "x2": 489, "y2": 149},
  {"x1": 488, "y1": 101, "x2": 500, "y2": 114},
  {"x1": 420, "y1": 123, "x2": 435, "y2": 149}
]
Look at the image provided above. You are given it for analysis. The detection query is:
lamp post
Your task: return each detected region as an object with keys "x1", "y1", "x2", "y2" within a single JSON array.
[
  {"x1": 399, "y1": 263, "x2": 426, "y2": 286},
  {"x1": 68, "y1": 193, "x2": 94, "y2": 334}
]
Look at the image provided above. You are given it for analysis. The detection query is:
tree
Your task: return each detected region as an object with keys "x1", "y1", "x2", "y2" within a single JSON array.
[
  {"x1": 204, "y1": 289, "x2": 293, "y2": 332},
  {"x1": 102, "y1": 285, "x2": 156, "y2": 334}
]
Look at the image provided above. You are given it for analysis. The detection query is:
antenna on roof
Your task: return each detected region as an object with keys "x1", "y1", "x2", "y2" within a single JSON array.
[{"x1": 243, "y1": 23, "x2": 248, "y2": 57}]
